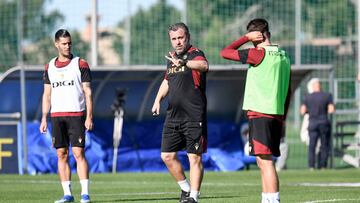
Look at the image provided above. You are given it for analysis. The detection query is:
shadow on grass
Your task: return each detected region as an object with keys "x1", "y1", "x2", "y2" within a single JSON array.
[{"x1": 92, "y1": 194, "x2": 243, "y2": 202}]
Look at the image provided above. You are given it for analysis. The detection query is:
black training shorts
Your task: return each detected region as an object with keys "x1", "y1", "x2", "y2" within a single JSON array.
[
  {"x1": 161, "y1": 120, "x2": 207, "y2": 154},
  {"x1": 51, "y1": 116, "x2": 86, "y2": 149},
  {"x1": 248, "y1": 117, "x2": 283, "y2": 157}
]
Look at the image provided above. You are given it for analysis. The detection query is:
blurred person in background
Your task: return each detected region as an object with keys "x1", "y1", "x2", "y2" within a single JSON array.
[
  {"x1": 300, "y1": 78, "x2": 335, "y2": 170},
  {"x1": 275, "y1": 126, "x2": 288, "y2": 171},
  {"x1": 39, "y1": 29, "x2": 93, "y2": 203},
  {"x1": 151, "y1": 22, "x2": 209, "y2": 203},
  {"x1": 220, "y1": 18, "x2": 291, "y2": 203},
  {"x1": 240, "y1": 123, "x2": 250, "y2": 155},
  {"x1": 300, "y1": 79, "x2": 321, "y2": 163}
]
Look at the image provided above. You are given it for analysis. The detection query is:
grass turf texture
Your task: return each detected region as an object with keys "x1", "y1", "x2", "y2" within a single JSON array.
[{"x1": 1, "y1": 169, "x2": 360, "y2": 202}]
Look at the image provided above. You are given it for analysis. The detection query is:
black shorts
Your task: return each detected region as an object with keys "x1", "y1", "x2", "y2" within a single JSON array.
[
  {"x1": 248, "y1": 117, "x2": 283, "y2": 157},
  {"x1": 161, "y1": 121, "x2": 207, "y2": 154},
  {"x1": 51, "y1": 116, "x2": 86, "y2": 149}
]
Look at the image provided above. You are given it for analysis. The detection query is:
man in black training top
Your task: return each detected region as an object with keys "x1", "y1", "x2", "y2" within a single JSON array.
[{"x1": 152, "y1": 22, "x2": 209, "y2": 203}]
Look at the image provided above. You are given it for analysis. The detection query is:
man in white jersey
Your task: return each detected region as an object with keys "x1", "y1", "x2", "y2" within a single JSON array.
[{"x1": 39, "y1": 29, "x2": 93, "y2": 203}]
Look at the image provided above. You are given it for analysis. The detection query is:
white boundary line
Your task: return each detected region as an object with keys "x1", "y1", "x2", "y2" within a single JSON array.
[
  {"x1": 92, "y1": 192, "x2": 178, "y2": 197},
  {"x1": 293, "y1": 182, "x2": 360, "y2": 187},
  {"x1": 301, "y1": 198, "x2": 360, "y2": 203},
  {"x1": 2, "y1": 179, "x2": 360, "y2": 187},
  {"x1": 0, "y1": 179, "x2": 259, "y2": 186}
]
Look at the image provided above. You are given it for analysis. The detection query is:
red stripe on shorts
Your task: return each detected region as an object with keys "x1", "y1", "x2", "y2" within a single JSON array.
[{"x1": 252, "y1": 139, "x2": 272, "y2": 155}]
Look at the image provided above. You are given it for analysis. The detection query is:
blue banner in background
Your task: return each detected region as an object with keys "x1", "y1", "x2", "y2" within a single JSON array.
[
  {"x1": 0, "y1": 122, "x2": 21, "y2": 174},
  {"x1": 25, "y1": 120, "x2": 255, "y2": 174}
]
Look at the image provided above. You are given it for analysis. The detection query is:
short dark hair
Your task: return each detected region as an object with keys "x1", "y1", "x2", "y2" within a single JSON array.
[
  {"x1": 246, "y1": 18, "x2": 269, "y2": 34},
  {"x1": 55, "y1": 29, "x2": 71, "y2": 41},
  {"x1": 168, "y1": 22, "x2": 190, "y2": 38}
]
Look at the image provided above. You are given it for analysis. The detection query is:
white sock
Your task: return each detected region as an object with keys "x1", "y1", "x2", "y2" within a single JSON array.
[
  {"x1": 268, "y1": 192, "x2": 280, "y2": 203},
  {"x1": 61, "y1": 181, "x2": 72, "y2": 196},
  {"x1": 190, "y1": 190, "x2": 200, "y2": 202},
  {"x1": 80, "y1": 179, "x2": 89, "y2": 195},
  {"x1": 177, "y1": 179, "x2": 190, "y2": 192},
  {"x1": 261, "y1": 193, "x2": 267, "y2": 203}
]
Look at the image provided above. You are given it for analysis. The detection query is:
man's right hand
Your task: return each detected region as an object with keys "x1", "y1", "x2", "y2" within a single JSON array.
[
  {"x1": 245, "y1": 31, "x2": 264, "y2": 42},
  {"x1": 39, "y1": 120, "x2": 47, "y2": 133},
  {"x1": 152, "y1": 102, "x2": 160, "y2": 116}
]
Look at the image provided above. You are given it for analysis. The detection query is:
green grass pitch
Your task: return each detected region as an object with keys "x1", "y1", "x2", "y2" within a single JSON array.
[{"x1": 1, "y1": 169, "x2": 360, "y2": 202}]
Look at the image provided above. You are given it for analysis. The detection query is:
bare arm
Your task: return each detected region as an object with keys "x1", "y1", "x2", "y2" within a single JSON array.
[
  {"x1": 300, "y1": 104, "x2": 307, "y2": 116},
  {"x1": 82, "y1": 82, "x2": 93, "y2": 130},
  {"x1": 39, "y1": 84, "x2": 51, "y2": 133},
  {"x1": 186, "y1": 60, "x2": 209, "y2": 72},
  {"x1": 328, "y1": 104, "x2": 335, "y2": 114},
  {"x1": 151, "y1": 79, "x2": 169, "y2": 115}
]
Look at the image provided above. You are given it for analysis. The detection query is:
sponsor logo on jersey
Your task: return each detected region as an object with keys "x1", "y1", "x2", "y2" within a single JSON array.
[
  {"x1": 52, "y1": 80, "x2": 75, "y2": 88},
  {"x1": 167, "y1": 65, "x2": 185, "y2": 75},
  {"x1": 268, "y1": 50, "x2": 285, "y2": 57}
]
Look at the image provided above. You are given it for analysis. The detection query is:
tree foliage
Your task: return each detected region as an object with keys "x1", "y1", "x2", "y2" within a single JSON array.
[
  {"x1": 185, "y1": 0, "x2": 355, "y2": 65},
  {"x1": 114, "y1": 0, "x2": 181, "y2": 65},
  {"x1": 0, "y1": 0, "x2": 89, "y2": 71}
]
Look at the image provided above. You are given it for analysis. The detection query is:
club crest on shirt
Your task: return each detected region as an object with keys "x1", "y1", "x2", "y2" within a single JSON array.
[{"x1": 194, "y1": 143, "x2": 199, "y2": 150}]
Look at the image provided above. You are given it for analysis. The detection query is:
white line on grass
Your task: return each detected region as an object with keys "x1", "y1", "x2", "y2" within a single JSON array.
[
  {"x1": 92, "y1": 192, "x2": 178, "y2": 197},
  {"x1": 0, "y1": 179, "x2": 259, "y2": 187},
  {"x1": 203, "y1": 182, "x2": 258, "y2": 186},
  {"x1": 294, "y1": 182, "x2": 360, "y2": 187},
  {"x1": 301, "y1": 198, "x2": 360, "y2": 203},
  {"x1": 0, "y1": 180, "x2": 58, "y2": 184}
]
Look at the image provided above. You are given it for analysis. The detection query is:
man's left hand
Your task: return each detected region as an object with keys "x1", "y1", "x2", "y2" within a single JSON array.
[{"x1": 85, "y1": 118, "x2": 93, "y2": 131}]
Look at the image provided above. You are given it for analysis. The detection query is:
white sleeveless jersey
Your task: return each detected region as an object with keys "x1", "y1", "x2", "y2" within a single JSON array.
[{"x1": 47, "y1": 56, "x2": 85, "y2": 113}]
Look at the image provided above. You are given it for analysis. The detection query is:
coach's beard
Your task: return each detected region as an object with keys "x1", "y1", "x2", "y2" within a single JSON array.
[{"x1": 175, "y1": 44, "x2": 190, "y2": 55}]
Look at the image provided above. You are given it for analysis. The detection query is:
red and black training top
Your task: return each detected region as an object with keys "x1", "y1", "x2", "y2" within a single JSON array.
[
  {"x1": 219, "y1": 36, "x2": 265, "y2": 66},
  {"x1": 165, "y1": 45, "x2": 208, "y2": 122}
]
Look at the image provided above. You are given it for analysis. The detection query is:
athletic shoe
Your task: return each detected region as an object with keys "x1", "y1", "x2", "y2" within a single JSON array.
[
  {"x1": 179, "y1": 190, "x2": 190, "y2": 203},
  {"x1": 184, "y1": 197, "x2": 198, "y2": 203},
  {"x1": 80, "y1": 194, "x2": 91, "y2": 203},
  {"x1": 54, "y1": 195, "x2": 74, "y2": 203}
]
